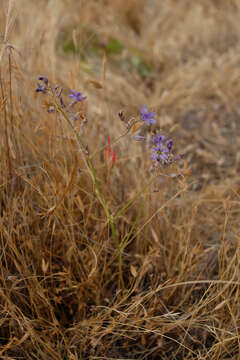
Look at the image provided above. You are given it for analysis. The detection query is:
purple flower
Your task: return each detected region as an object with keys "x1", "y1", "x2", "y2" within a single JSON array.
[
  {"x1": 35, "y1": 83, "x2": 47, "y2": 94},
  {"x1": 151, "y1": 144, "x2": 169, "y2": 163},
  {"x1": 140, "y1": 105, "x2": 156, "y2": 126},
  {"x1": 166, "y1": 139, "x2": 173, "y2": 150},
  {"x1": 152, "y1": 133, "x2": 166, "y2": 145},
  {"x1": 59, "y1": 96, "x2": 65, "y2": 108},
  {"x1": 150, "y1": 132, "x2": 174, "y2": 165},
  {"x1": 38, "y1": 76, "x2": 48, "y2": 86},
  {"x1": 68, "y1": 90, "x2": 87, "y2": 104}
]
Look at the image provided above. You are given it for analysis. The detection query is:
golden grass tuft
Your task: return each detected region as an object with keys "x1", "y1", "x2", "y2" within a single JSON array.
[{"x1": 1, "y1": 0, "x2": 240, "y2": 358}]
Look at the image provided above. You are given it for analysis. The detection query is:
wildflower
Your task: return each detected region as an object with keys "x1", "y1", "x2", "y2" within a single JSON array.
[
  {"x1": 35, "y1": 76, "x2": 49, "y2": 94},
  {"x1": 140, "y1": 105, "x2": 156, "y2": 126},
  {"x1": 151, "y1": 143, "x2": 169, "y2": 163},
  {"x1": 47, "y1": 106, "x2": 55, "y2": 113},
  {"x1": 150, "y1": 131, "x2": 173, "y2": 165},
  {"x1": 166, "y1": 139, "x2": 173, "y2": 150},
  {"x1": 38, "y1": 76, "x2": 48, "y2": 86},
  {"x1": 152, "y1": 133, "x2": 166, "y2": 145},
  {"x1": 68, "y1": 90, "x2": 87, "y2": 105},
  {"x1": 35, "y1": 82, "x2": 47, "y2": 94}
]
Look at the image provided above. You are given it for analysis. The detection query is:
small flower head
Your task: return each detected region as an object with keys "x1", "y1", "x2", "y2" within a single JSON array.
[
  {"x1": 38, "y1": 76, "x2": 48, "y2": 86},
  {"x1": 69, "y1": 90, "x2": 87, "y2": 104},
  {"x1": 35, "y1": 82, "x2": 47, "y2": 94},
  {"x1": 152, "y1": 133, "x2": 166, "y2": 145},
  {"x1": 140, "y1": 105, "x2": 156, "y2": 126},
  {"x1": 150, "y1": 131, "x2": 174, "y2": 166},
  {"x1": 166, "y1": 139, "x2": 173, "y2": 150},
  {"x1": 151, "y1": 144, "x2": 169, "y2": 163},
  {"x1": 35, "y1": 76, "x2": 49, "y2": 94}
]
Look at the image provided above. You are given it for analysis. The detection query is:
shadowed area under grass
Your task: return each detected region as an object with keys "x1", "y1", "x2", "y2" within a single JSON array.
[{"x1": 0, "y1": 0, "x2": 240, "y2": 359}]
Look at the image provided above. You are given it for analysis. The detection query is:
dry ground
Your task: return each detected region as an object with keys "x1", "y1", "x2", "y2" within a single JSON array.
[{"x1": 0, "y1": 0, "x2": 240, "y2": 359}]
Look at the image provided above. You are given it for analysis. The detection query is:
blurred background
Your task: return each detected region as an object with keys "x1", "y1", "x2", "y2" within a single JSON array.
[{"x1": 1, "y1": 0, "x2": 240, "y2": 183}]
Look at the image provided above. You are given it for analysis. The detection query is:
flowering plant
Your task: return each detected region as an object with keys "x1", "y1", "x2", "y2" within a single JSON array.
[{"x1": 35, "y1": 76, "x2": 183, "y2": 288}]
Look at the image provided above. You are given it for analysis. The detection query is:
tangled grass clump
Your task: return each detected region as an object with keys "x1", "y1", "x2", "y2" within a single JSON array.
[
  {"x1": 34, "y1": 75, "x2": 184, "y2": 290},
  {"x1": 1, "y1": 1, "x2": 240, "y2": 359}
]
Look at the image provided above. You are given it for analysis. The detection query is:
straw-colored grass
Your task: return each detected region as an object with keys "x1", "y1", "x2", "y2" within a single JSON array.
[{"x1": 1, "y1": 0, "x2": 240, "y2": 358}]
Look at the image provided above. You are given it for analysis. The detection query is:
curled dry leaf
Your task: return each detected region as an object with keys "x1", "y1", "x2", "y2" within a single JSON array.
[
  {"x1": 41, "y1": 258, "x2": 49, "y2": 273},
  {"x1": 89, "y1": 79, "x2": 103, "y2": 89},
  {"x1": 130, "y1": 265, "x2": 138, "y2": 277}
]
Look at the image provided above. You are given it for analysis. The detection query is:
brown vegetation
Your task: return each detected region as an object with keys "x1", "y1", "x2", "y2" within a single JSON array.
[{"x1": 0, "y1": 0, "x2": 240, "y2": 358}]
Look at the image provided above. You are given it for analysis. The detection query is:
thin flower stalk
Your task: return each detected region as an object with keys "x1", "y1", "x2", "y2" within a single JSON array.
[{"x1": 35, "y1": 76, "x2": 183, "y2": 291}]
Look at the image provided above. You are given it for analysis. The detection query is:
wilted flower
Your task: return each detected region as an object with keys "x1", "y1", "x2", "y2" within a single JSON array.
[
  {"x1": 85, "y1": 144, "x2": 90, "y2": 155},
  {"x1": 132, "y1": 135, "x2": 146, "y2": 141},
  {"x1": 55, "y1": 87, "x2": 65, "y2": 108},
  {"x1": 69, "y1": 90, "x2": 87, "y2": 105},
  {"x1": 118, "y1": 110, "x2": 125, "y2": 121},
  {"x1": 140, "y1": 105, "x2": 156, "y2": 126},
  {"x1": 47, "y1": 105, "x2": 55, "y2": 113}
]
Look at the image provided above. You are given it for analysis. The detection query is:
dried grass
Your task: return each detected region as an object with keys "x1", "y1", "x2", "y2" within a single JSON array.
[{"x1": 0, "y1": 0, "x2": 240, "y2": 358}]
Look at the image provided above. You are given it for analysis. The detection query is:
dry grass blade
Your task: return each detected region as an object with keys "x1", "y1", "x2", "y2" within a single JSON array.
[{"x1": 0, "y1": 0, "x2": 240, "y2": 359}]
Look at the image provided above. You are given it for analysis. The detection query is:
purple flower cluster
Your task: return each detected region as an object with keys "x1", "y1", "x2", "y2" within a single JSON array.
[
  {"x1": 35, "y1": 77, "x2": 87, "y2": 106},
  {"x1": 35, "y1": 76, "x2": 87, "y2": 122},
  {"x1": 35, "y1": 79, "x2": 182, "y2": 170},
  {"x1": 125, "y1": 105, "x2": 182, "y2": 168},
  {"x1": 150, "y1": 132, "x2": 174, "y2": 166},
  {"x1": 134, "y1": 105, "x2": 180, "y2": 167}
]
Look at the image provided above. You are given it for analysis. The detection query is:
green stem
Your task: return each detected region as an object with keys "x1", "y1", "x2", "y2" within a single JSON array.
[
  {"x1": 121, "y1": 194, "x2": 147, "y2": 253},
  {"x1": 55, "y1": 97, "x2": 124, "y2": 288}
]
